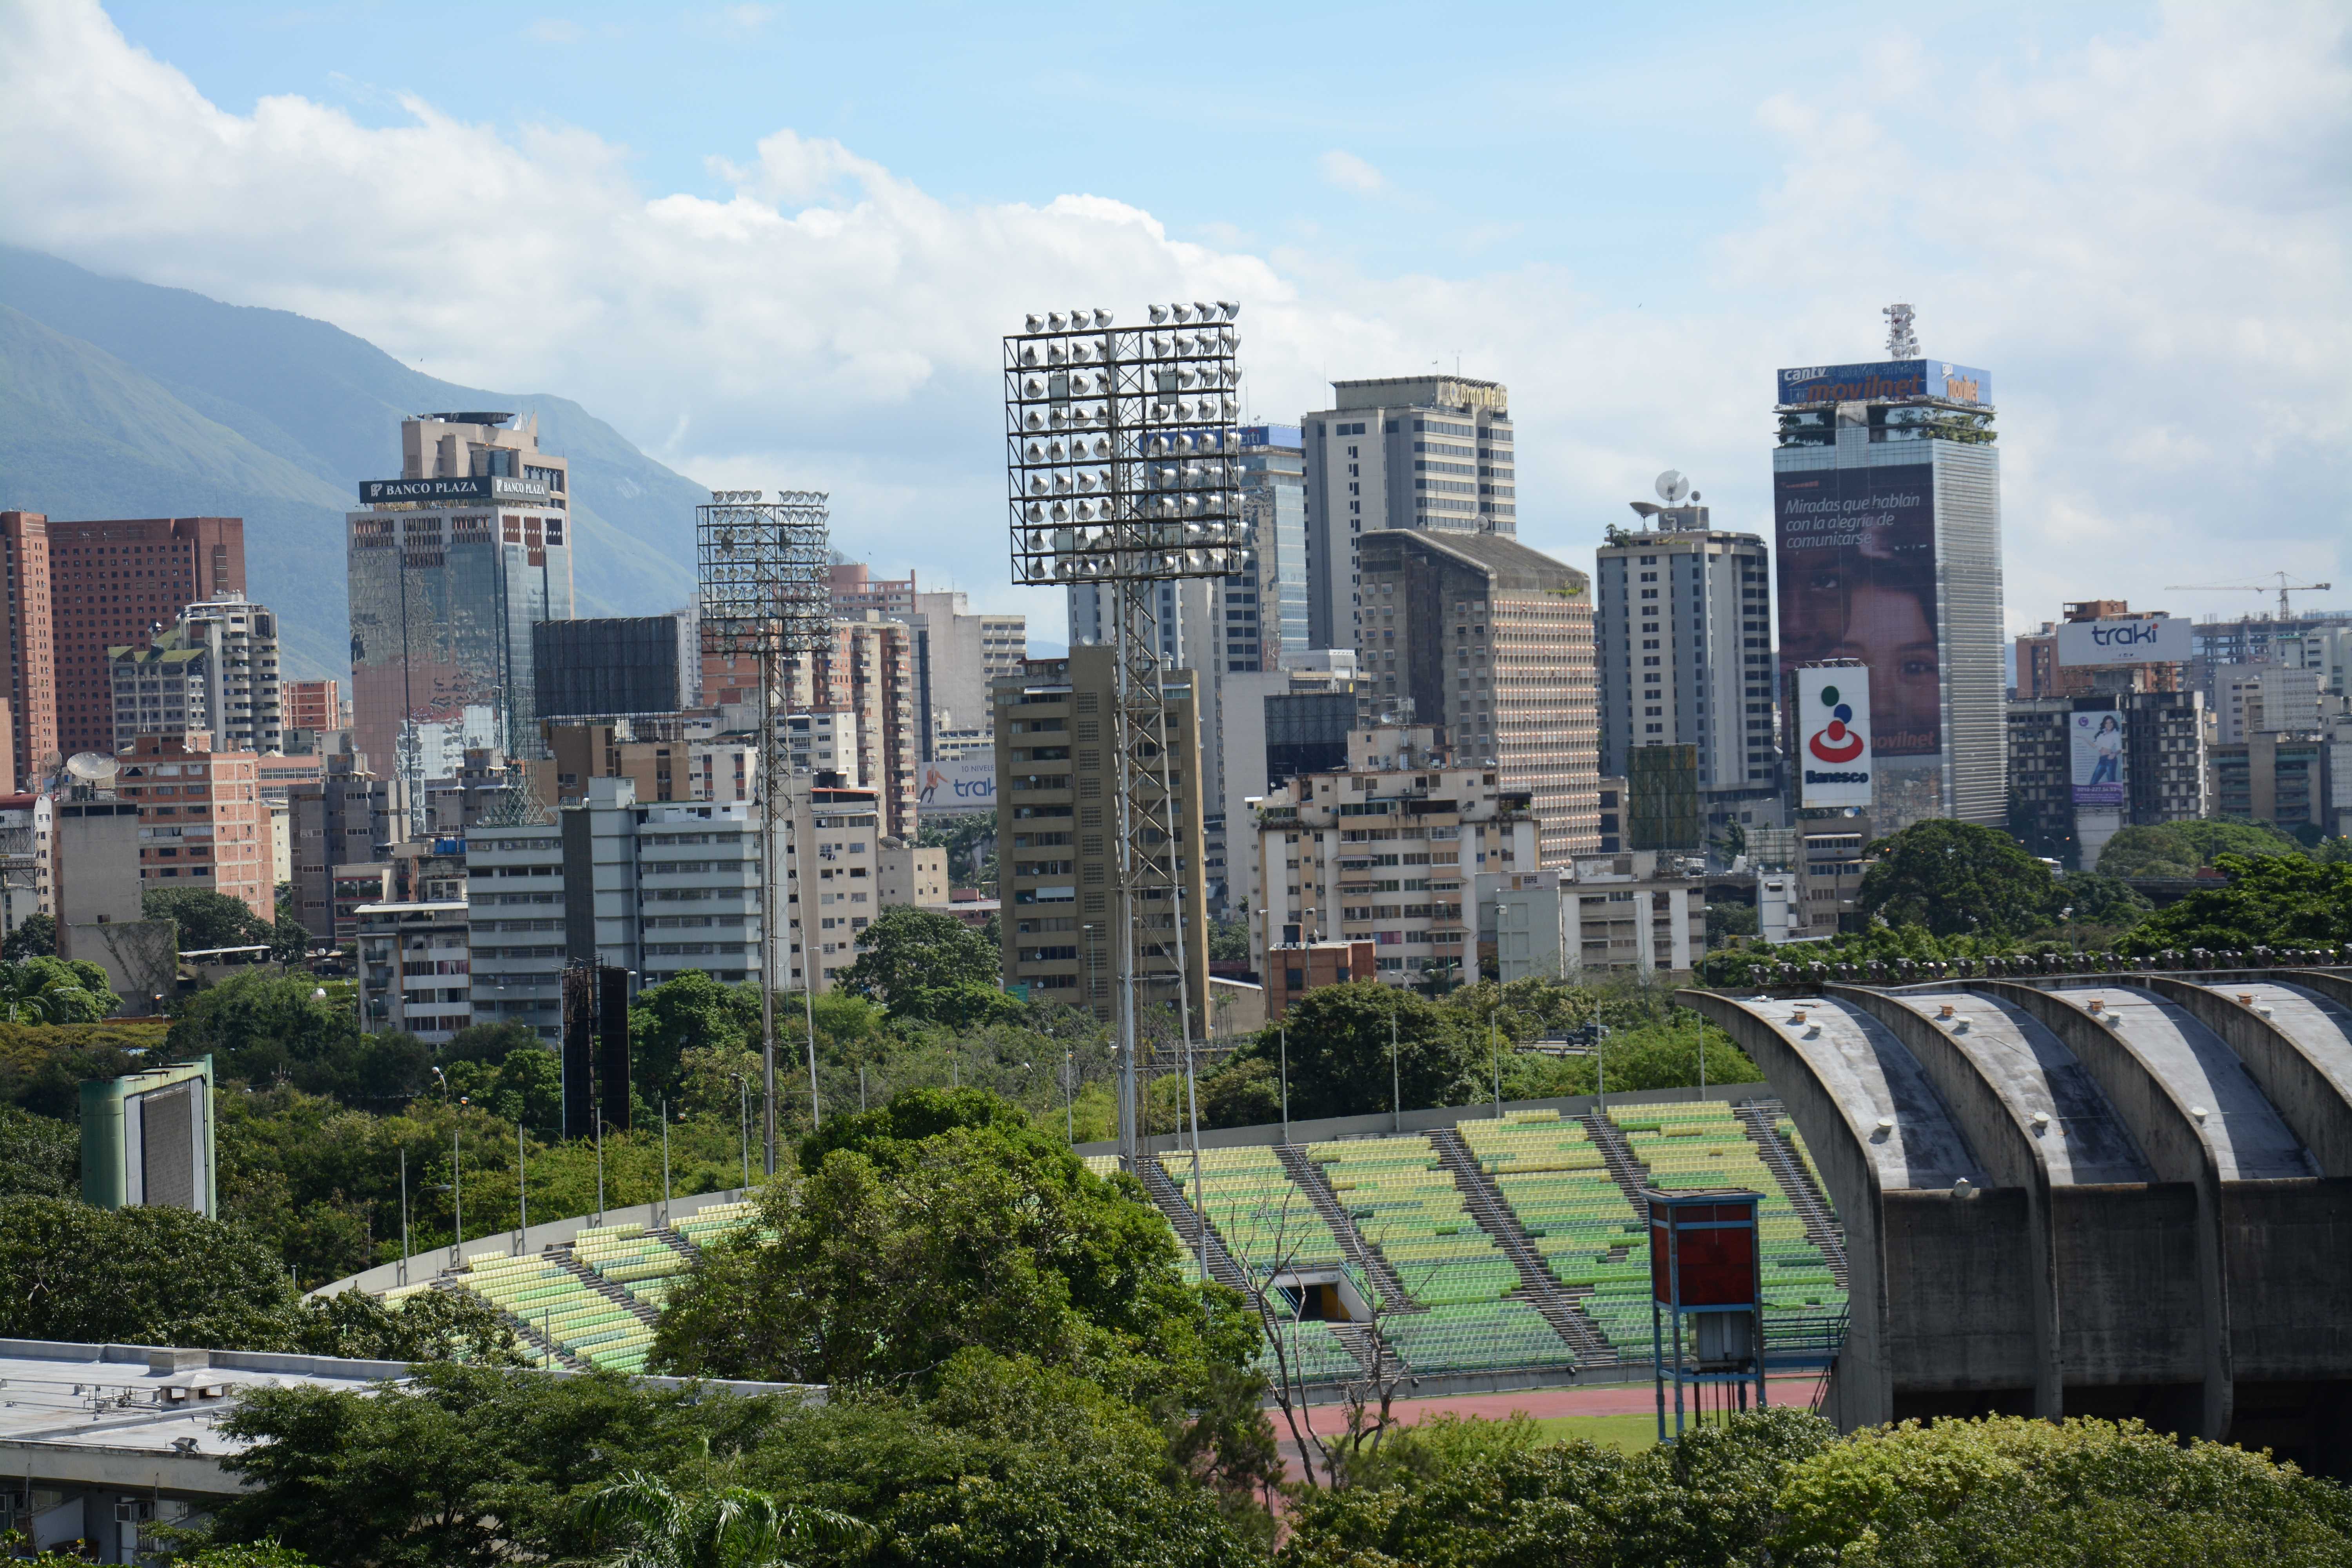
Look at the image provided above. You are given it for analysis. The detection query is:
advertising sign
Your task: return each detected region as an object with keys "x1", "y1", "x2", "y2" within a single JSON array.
[
  {"x1": 1775, "y1": 464, "x2": 1940, "y2": 757},
  {"x1": 918, "y1": 758, "x2": 998, "y2": 815},
  {"x1": 2071, "y1": 711, "x2": 2127, "y2": 806},
  {"x1": 358, "y1": 475, "x2": 552, "y2": 505},
  {"x1": 1795, "y1": 667, "x2": 1873, "y2": 808},
  {"x1": 2054, "y1": 616, "x2": 2191, "y2": 667},
  {"x1": 1776, "y1": 360, "x2": 1992, "y2": 408}
]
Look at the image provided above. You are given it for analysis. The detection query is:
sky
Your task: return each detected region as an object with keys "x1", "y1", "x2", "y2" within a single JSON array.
[{"x1": 1, "y1": 0, "x2": 2347, "y2": 646}]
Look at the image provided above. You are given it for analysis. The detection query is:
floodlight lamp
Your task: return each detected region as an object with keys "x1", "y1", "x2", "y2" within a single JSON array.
[
  {"x1": 1192, "y1": 300, "x2": 1212, "y2": 319},
  {"x1": 1047, "y1": 312, "x2": 1066, "y2": 330},
  {"x1": 1172, "y1": 302, "x2": 1193, "y2": 322},
  {"x1": 1024, "y1": 411, "x2": 1044, "y2": 430},
  {"x1": 1047, "y1": 343, "x2": 1067, "y2": 365},
  {"x1": 1020, "y1": 345, "x2": 1039, "y2": 366},
  {"x1": 1025, "y1": 314, "x2": 1045, "y2": 332},
  {"x1": 1093, "y1": 308, "x2": 1112, "y2": 326},
  {"x1": 1149, "y1": 304, "x2": 1169, "y2": 324},
  {"x1": 1025, "y1": 440, "x2": 1045, "y2": 460},
  {"x1": 1025, "y1": 503, "x2": 1045, "y2": 523},
  {"x1": 1218, "y1": 300, "x2": 1240, "y2": 319}
]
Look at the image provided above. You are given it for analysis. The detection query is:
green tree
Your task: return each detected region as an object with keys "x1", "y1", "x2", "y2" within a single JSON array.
[
  {"x1": 654, "y1": 1088, "x2": 1257, "y2": 1403},
  {"x1": 577, "y1": 1473, "x2": 862, "y2": 1568},
  {"x1": 269, "y1": 911, "x2": 313, "y2": 965},
  {"x1": 834, "y1": 906, "x2": 1004, "y2": 1023},
  {"x1": 0, "y1": 956, "x2": 115, "y2": 1024},
  {"x1": 1216, "y1": 982, "x2": 1475, "y2": 1122},
  {"x1": 2093, "y1": 817, "x2": 2307, "y2": 878},
  {"x1": 631, "y1": 971, "x2": 761, "y2": 1103},
  {"x1": 1775, "y1": 1414, "x2": 2352, "y2": 1564},
  {"x1": 1, "y1": 913, "x2": 55, "y2": 961},
  {"x1": 0, "y1": 1196, "x2": 298, "y2": 1348},
  {"x1": 145, "y1": 886, "x2": 270, "y2": 949},
  {"x1": 0, "y1": 1105, "x2": 78, "y2": 1198},
  {"x1": 289, "y1": 1287, "x2": 528, "y2": 1365},
  {"x1": 168, "y1": 971, "x2": 428, "y2": 1104},
  {"x1": 917, "y1": 809, "x2": 996, "y2": 886},
  {"x1": 2116, "y1": 853, "x2": 2352, "y2": 955},
  {"x1": 1207, "y1": 915, "x2": 1250, "y2": 963},
  {"x1": 2052, "y1": 869, "x2": 2152, "y2": 929},
  {"x1": 1706, "y1": 901, "x2": 1759, "y2": 945},
  {"x1": 1858, "y1": 818, "x2": 2057, "y2": 938}
]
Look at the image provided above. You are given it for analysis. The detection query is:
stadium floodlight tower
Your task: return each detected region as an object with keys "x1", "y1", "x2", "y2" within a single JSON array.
[
  {"x1": 1004, "y1": 300, "x2": 1250, "y2": 1166},
  {"x1": 696, "y1": 488, "x2": 832, "y2": 1176}
]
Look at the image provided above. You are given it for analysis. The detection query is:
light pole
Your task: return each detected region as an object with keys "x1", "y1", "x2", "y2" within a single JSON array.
[
  {"x1": 1390, "y1": 1000, "x2": 1402, "y2": 1133},
  {"x1": 1279, "y1": 1022, "x2": 1290, "y2": 1145}
]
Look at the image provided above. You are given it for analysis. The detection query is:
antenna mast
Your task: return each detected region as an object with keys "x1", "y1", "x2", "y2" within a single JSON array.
[{"x1": 1883, "y1": 303, "x2": 1919, "y2": 359}]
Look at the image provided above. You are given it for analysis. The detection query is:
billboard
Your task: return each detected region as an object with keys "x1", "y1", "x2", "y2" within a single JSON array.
[
  {"x1": 2055, "y1": 616, "x2": 2192, "y2": 667},
  {"x1": 357, "y1": 475, "x2": 550, "y2": 505},
  {"x1": 1776, "y1": 360, "x2": 1992, "y2": 408},
  {"x1": 2071, "y1": 710, "x2": 2127, "y2": 806},
  {"x1": 1795, "y1": 667, "x2": 1873, "y2": 808},
  {"x1": 918, "y1": 757, "x2": 997, "y2": 814},
  {"x1": 1776, "y1": 464, "x2": 1940, "y2": 757}
]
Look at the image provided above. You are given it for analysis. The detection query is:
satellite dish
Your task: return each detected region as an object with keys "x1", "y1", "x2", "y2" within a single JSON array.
[
  {"x1": 1654, "y1": 470, "x2": 1691, "y2": 505},
  {"x1": 65, "y1": 753, "x2": 118, "y2": 782}
]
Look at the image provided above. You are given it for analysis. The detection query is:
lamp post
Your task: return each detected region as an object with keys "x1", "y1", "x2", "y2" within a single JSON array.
[
  {"x1": 1279, "y1": 1023, "x2": 1289, "y2": 1145},
  {"x1": 1390, "y1": 1000, "x2": 1402, "y2": 1133}
]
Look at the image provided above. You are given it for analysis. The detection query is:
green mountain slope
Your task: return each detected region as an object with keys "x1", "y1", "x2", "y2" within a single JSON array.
[{"x1": 0, "y1": 247, "x2": 708, "y2": 678}]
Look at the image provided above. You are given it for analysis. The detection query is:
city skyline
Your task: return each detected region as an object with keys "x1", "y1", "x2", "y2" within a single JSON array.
[{"x1": 1, "y1": 2, "x2": 2343, "y2": 648}]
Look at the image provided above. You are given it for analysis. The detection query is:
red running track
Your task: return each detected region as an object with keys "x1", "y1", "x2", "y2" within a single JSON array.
[{"x1": 1282, "y1": 1376, "x2": 1826, "y2": 1439}]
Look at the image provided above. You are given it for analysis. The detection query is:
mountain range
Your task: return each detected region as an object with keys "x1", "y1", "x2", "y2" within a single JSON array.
[{"x1": 0, "y1": 247, "x2": 710, "y2": 679}]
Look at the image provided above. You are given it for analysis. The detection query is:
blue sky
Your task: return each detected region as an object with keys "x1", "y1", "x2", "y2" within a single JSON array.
[{"x1": 7, "y1": 1, "x2": 2349, "y2": 640}]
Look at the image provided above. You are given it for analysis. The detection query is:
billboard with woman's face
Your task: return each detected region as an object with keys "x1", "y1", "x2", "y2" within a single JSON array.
[
  {"x1": 1775, "y1": 465, "x2": 1941, "y2": 758},
  {"x1": 2071, "y1": 711, "x2": 2127, "y2": 805}
]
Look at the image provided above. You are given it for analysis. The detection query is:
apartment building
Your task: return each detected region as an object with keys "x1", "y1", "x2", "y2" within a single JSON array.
[
  {"x1": 1479, "y1": 851, "x2": 1706, "y2": 980},
  {"x1": 285, "y1": 678, "x2": 343, "y2": 735},
  {"x1": 289, "y1": 754, "x2": 412, "y2": 941},
  {"x1": 113, "y1": 731, "x2": 270, "y2": 920},
  {"x1": 2007, "y1": 691, "x2": 2209, "y2": 868},
  {"x1": 992, "y1": 648, "x2": 1208, "y2": 1020},
  {"x1": 1248, "y1": 723, "x2": 1537, "y2": 987},
  {"x1": 357, "y1": 900, "x2": 472, "y2": 1043},
  {"x1": 879, "y1": 840, "x2": 948, "y2": 908}
]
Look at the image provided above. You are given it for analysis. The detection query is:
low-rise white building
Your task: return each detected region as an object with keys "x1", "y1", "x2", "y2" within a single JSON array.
[
  {"x1": 357, "y1": 899, "x2": 472, "y2": 1042},
  {"x1": 1479, "y1": 850, "x2": 1706, "y2": 980},
  {"x1": 1248, "y1": 723, "x2": 1537, "y2": 987}
]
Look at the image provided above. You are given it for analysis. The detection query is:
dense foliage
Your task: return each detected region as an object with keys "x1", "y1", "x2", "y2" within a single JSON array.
[
  {"x1": 835, "y1": 905, "x2": 1018, "y2": 1029},
  {"x1": 1858, "y1": 818, "x2": 2060, "y2": 938},
  {"x1": 2094, "y1": 817, "x2": 2311, "y2": 878},
  {"x1": 0, "y1": 955, "x2": 118, "y2": 1024},
  {"x1": 2116, "y1": 853, "x2": 2352, "y2": 955}
]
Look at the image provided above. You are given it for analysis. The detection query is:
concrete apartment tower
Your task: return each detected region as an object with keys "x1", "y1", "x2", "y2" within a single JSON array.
[
  {"x1": 1354, "y1": 530, "x2": 1599, "y2": 864},
  {"x1": 346, "y1": 412, "x2": 574, "y2": 784},
  {"x1": 1299, "y1": 377, "x2": 1516, "y2": 652},
  {"x1": 1595, "y1": 496, "x2": 1777, "y2": 853}
]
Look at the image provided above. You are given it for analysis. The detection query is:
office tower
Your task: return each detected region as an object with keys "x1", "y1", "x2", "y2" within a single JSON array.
[
  {"x1": 1247, "y1": 721, "x2": 1533, "y2": 987},
  {"x1": 992, "y1": 648, "x2": 1208, "y2": 1022},
  {"x1": 347, "y1": 412, "x2": 573, "y2": 785},
  {"x1": 1300, "y1": 376, "x2": 1515, "y2": 650},
  {"x1": 703, "y1": 615, "x2": 918, "y2": 839},
  {"x1": 0, "y1": 511, "x2": 245, "y2": 766},
  {"x1": 285, "y1": 678, "x2": 341, "y2": 736},
  {"x1": 2187, "y1": 610, "x2": 2352, "y2": 701},
  {"x1": 2016, "y1": 601, "x2": 2183, "y2": 699},
  {"x1": 1595, "y1": 501, "x2": 1776, "y2": 853},
  {"x1": 289, "y1": 752, "x2": 412, "y2": 942},
  {"x1": 1211, "y1": 658, "x2": 1356, "y2": 916},
  {"x1": 1223, "y1": 423, "x2": 1309, "y2": 671},
  {"x1": 2215, "y1": 663, "x2": 2320, "y2": 744},
  {"x1": 1773, "y1": 336, "x2": 2003, "y2": 832},
  {"x1": 2007, "y1": 691, "x2": 2209, "y2": 868},
  {"x1": 1353, "y1": 530, "x2": 1598, "y2": 864},
  {"x1": 114, "y1": 731, "x2": 270, "y2": 919},
  {"x1": 532, "y1": 617, "x2": 684, "y2": 719},
  {"x1": 2209, "y1": 733, "x2": 2332, "y2": 838}
]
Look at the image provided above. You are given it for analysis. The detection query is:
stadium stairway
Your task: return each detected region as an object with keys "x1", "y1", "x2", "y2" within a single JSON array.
[
  {"x1": 1425, "y1": 1126, "x2": 1614, "y2": 1362},
  {"x1": 1736, "y1": 1100, "x2": 1850, "y2": 1289},
  {"x1": 431, "y1": 1276, "x2": 590, "y2": 1371},
  {"x1": 1274, "y1": 1143, "x2": 1417, "y2": 1312},
  {"x1": 554, "y1": 1248, "x2": 662, "y2": 1330},
  {"x1": 1578, "y1": 1111, "x2": 1654, "y2": 1205},
  {"x1": 1133, "y1": 1155, "x2": 1254, "y2": 1293}
]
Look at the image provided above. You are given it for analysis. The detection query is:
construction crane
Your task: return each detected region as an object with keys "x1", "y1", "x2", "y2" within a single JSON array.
[{"x1": 2163, "y1": 571, "x2": 2333, "y2": 619}]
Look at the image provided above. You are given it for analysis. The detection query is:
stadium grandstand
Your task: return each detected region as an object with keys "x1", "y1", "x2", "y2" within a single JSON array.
[{"x1": 1686, "y1": 966, "x2": 2352, "y2": 1477}]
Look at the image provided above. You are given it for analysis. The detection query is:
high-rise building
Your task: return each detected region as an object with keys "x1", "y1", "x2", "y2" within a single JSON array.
[
  {"x1": 357, "y1": 898, "x2": 474, "y2": 1043},
  {"x1": 1246, "y1": 722, "x2": 1534, "y2": 986},
  {"x1": 0, "y1": 513, "x2": 58, "y2": 783},
  {"x1": 2015, "y1": 601, "x2": 2183, "y2": 699},
  {"x1": 991, "y1": 648, "x2": 1208, "y2": 1022},
  {"x1": 1353, "y1": 530, "x2": 1598, "y2": 864},
  {"x1": 1479, "y1": 851, "x2": 1707, "y2": 980},
  {"x1": 829, "y1": 562, "x2": 916, "y2": 622},
  {"x1": 285, "y1": 678, "x2": 342, "y2": 736},
  {"x1": 2209, "y1": 732, "x2": 2333, "y2": 839},
  {"x1": 532, "y1": 617, "x2": 684, "y2": 720},
  {"x1": 0, "y1": 512, "x2": 245, "y2": 767},
  {"x1": 114, "y1": 731, "x2": 270, "y2": 920},
  {"x1": 2186, "y1": 611, "x2": 2352, "y2": 702},
  {"x1": 1773, "y1": 336, "x2": 2003, "y2": 832},
  {"x1": 346, "y1": 413, "x2": 574, "y2": 784},
  {"x1": 1595, "y1": 501, "x2": 1776, "y2": 850},
  {"x1": 911, "y1": 587, "x2": 1025, "y2": 751},
  {"x1": 1212, "y1": 659, "x2": 1357, "y2": 916},
  {"x1": 2007, "y1": 691, "x2": 2207, "y2": 869},
  {"x1": 108, "y1": 596, "x2": 281, "y2": 758},
  {"x1": 1300, "y1": 377, "x2": 1516, "y2": 650},
  {"x1": 701, "y1": 615, "x2": 918, "y2": 840},
  {"x1": 2215, "y1": 663, "x2": 2321, "y2": 744}
]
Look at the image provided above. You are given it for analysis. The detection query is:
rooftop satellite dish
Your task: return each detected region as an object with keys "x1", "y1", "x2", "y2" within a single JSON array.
[
  {"x1": 1655, "y1": 470, "x2": 1691, "y2": 505},
  {"x1": 65, "y1": 753, "x2": 118, "y2": 782}
]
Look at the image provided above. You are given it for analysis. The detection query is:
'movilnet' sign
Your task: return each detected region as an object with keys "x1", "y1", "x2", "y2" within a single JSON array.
[
  {"x1": 1775, "y1": 359, "x2": 1992, "y2": 408},
  {"x1": 357, "y1": 476, "x2": 552, "y2": 505}
]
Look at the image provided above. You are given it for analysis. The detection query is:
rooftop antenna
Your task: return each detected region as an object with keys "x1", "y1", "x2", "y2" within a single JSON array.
[
  {"x1": 1883, "y1": 303, "x2": 1919, "y2": 359},
  {"x1": 1655, "y1": 470, "x2": 1691, "y2": 505}
]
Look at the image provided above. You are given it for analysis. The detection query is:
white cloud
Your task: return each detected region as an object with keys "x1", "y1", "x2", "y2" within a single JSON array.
[
  {"x1": 528, "y1": 17, "x2": 581, "y2": 44},
  {"x1": 1317, "y1": 150, "x2": 1388, "y2": 197},
  {"x1": 0, "y1": 0, "x2": 2345, "y2": 650}
]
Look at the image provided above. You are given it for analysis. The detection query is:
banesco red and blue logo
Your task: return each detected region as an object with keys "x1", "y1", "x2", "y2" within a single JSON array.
[{"x1": 1808, "y1": 683, "x2": 1865, "y2": 764}]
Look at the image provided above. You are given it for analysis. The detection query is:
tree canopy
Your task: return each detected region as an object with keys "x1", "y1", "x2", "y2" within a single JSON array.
[
  {"x1": 2094, "y1": 817, "x2": 2308, "y2": 879},
  {"x1": 1219, "y1": 982, "x2": 1477, "y2": 1122},
  {"x1": 2116, "y1": 853, "x2": 2352, "y2": 955},
  {"x1": 0, "y1": 956, "x2": 117, "y2": 1024},
  {"x1": 833, "y1": 906, "x2": 1012, "y2": 1027},
  {"x1": 1859, "y1": 818, "x2": 2058, "y2": 938},
  {"x1": 145, "y1": 886, "x2": 272, "y2": 949}
]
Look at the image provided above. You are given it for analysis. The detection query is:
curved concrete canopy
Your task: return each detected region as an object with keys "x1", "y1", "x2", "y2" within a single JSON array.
[
  {"x1": 2209, "y1": 981, "x2": 2352, "y2": 1111},
  {"x1": 1734, "y1": 995, "x2": 1984, "y2": 1191},
  {"x1": 2045, "y1": 986, "x2": 2314, "y2": 1181},
  {"x1": 1876, "y1": 990, "x2": 2151, "y2": 1185}
]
